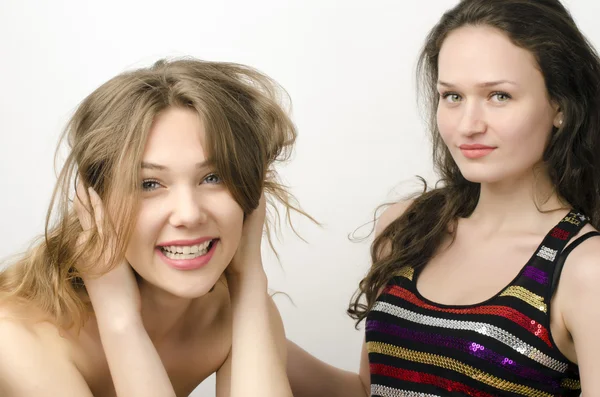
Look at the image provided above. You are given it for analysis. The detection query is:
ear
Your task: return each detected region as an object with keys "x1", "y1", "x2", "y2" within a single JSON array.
[{"x1": 552, "y1": 103, "x2": 564, "y2": 128}]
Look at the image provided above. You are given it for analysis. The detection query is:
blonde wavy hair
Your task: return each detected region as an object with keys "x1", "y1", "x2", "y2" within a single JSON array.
[{"x1": 0, "y1": 58, "x2": 309, "y2": 330}]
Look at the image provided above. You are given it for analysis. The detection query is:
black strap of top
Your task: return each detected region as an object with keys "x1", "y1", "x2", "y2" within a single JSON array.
[{"x1": 551, "y1": 231, "x2": 600, "y2": 293}]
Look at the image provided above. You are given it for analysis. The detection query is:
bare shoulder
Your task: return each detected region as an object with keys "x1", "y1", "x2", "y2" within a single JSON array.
[
  {"x1": 552, "y1": 226, "x2": 600, "y2": 382},
  {"x1": 0, "y1": 304, "x2": 92, "y2": 396},
  {"x1": 560, "y1": 228, "x2": 600, "y2": 289},
  {"x1": 375, "y1": 199, "x2": 414, "y2": 237},
  {"x1": 556, "y1": 228, "x2": 600, "y2": 320},
  {"x1": 0, "y1": 302, "x2": 57, "y2": 340},
  {"x1": 0, "y1": 311, "x2": 50, "y2": 369}
]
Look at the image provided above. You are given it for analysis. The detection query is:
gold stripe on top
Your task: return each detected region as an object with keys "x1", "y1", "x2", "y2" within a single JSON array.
[
  {"x1": 561, "y1": 378, "x2": 581, "y2": 390},
  {"x1": 371, "y1": 384, "x2": 441, "y2": 397},
  {"x1": 368, "y1": 341, "x2": 552, "y2": 397},
  {"x1": 499, "y1": 286, "x2": 547, "y2": 313},
  {"x1": 395, "y1": 266, "x2": 414, "y2": 281}
]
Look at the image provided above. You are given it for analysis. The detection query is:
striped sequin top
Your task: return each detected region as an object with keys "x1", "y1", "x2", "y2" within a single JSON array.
[{"x1": 366, "y1": 211, "x2": 588, "y2": 396}]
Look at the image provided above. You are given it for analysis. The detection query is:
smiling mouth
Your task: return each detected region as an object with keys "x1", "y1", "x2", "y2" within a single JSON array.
[{"x1": 158, "y1": 239, "x2": 216, "y2": 260}]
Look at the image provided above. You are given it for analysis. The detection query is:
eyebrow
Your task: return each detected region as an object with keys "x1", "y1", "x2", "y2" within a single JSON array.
[
  {"x1": 437, "y1": 80, "x2": 518, "y2": 88},
  {"x1": 140, "y1": 160, "x2": 212, "y2": 171}
]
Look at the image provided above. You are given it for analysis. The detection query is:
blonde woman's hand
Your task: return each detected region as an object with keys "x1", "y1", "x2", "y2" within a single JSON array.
[{"x1": 74, "y1": 182, "x2": 141, "y2": 324}]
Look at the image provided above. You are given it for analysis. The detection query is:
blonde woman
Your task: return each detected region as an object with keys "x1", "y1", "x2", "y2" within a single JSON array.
[{"x1": 0, "y1": 58, "x2": 303, "y2": 397}]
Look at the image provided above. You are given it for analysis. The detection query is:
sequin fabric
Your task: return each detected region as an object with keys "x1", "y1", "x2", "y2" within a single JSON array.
[{"x1": 366, "y1": 211, "x2": 587, "y2": 396}]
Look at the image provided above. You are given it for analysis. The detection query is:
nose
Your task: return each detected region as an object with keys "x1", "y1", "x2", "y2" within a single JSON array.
[
  {"x1": 168, "y1": 187, "x2": 207, "y2": 228},
  {"x1": 457, "y1": 100, "x2": 487, "y2": 137}
]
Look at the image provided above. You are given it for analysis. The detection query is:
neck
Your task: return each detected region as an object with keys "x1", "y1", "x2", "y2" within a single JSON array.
[
  {"x1": 137, "y1": 278, "x2": 194, "y2": 344},
  {"x1": 469, "y1": 166, "x2": 567, "y2": 233}
]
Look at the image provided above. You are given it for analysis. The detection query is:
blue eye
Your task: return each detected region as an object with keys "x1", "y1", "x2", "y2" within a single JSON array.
[
  {"x1": 141, "y1": 180, "x2": 161, "y2": 191},
  {"x1": 203, "y1": 173, "x2": 222, "y2": 184}
]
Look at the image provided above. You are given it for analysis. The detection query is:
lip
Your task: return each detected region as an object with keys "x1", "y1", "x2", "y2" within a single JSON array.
[
  {"x1": 156, "y1": 239, "x2": 219, "y2": 271},
  {"x1": 157, "y1": 236, "x2": 216, "y2": 247},
  {"x1": 459, "y1": 144, "x2": 495, "y2": 150},
  {"x1": 459, "y1": 144, "x2": 496, "y2": 159}
]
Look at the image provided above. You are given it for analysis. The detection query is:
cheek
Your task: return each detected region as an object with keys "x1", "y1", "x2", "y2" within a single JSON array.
[
  {"x1": 212, "y1": 201, "x2": 244, "y2": 260},
  {"x1": 220, "y1": 204, "x2": 245, "y2": 237},
  {"x1": 506, "y1": 97, "x2": 555, "y2": 137},
  {"x1": 437, "y1": 120, "x2": 455, "y2": 149},
  {"x1": 207, "y1": 192, "x2": 244, "y2": 237},
  {"x1": 125, "y1": 204, "x2": 164, "y2": 258},
  {"x1": 496, "y1": 110, "x2": 550, "y2": 151},
  {"x1": 436, "y1": 106, "x2": 455, "y2": 140}
]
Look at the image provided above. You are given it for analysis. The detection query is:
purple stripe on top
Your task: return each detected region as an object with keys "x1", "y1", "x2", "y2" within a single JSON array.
[
  {"x1": 523, "y1": 266, "x2": 549, "y2": 285},
  {"x1": 366, "y1": 319, "x2": 560, "y2": 390}
]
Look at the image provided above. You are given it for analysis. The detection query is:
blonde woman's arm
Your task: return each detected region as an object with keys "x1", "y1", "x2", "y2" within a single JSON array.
[
  {"x1": 216, "y1": 286, "x2": 288, "y2": 397},
  {"x1": 286, "y1": 339, "x2": 370, "y2": 397},
  {"x1": 216, "y1": 196, "x2": 292, "y2": 397},
  {"x1": 75, "y1": 186, "x2": 176, "y2": 397}
]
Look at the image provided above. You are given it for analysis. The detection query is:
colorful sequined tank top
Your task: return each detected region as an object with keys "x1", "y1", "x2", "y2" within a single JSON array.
[{"x1": 366, "y1": 211, "x2": 589, "y2": 396}]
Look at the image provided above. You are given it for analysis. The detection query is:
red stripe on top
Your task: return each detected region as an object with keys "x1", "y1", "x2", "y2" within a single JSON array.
[
  {"x1": 371, "y1": 363, "x2": 497, "y2": 397},
  {"x1": 384, "y1": 285, "x2": 552, "y2": 347}
]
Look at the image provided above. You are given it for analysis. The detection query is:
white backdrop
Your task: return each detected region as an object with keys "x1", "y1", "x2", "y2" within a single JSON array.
[{"x1": 1, "y1": 0, "x2": 598, "y2": 395}]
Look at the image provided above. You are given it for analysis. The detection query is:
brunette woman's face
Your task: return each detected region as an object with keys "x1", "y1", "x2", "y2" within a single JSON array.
[{"x1": 436, "y1": 25, "x2": 563, "y2": 184}]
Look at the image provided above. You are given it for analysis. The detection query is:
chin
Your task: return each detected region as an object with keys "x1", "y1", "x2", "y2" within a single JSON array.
[
  {"x1": 457, "y1": 164, "x2": 510, "y2": 185},
  {"x1": 162, "y1": 279, "x2": 221, "y2": 299},
  {"x1": 149, "y1": 266, "x2": 226, "y2": 299},
  {"x1": 461, "y1": 173, "x2": 502, "y2": 184}
]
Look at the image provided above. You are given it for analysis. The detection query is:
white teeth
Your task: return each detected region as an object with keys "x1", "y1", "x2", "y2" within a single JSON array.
[
  {"x1": 160, "y1": 240, "x2": 214, "y2": 260},
  {"x1": 161, "y1": 241, "x2": 211, "y2": 254},
  {"x1": 163, "y1": 251, "x2": 206, "y2": 260}
]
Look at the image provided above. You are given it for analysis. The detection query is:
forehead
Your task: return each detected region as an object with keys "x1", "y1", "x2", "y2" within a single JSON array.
[
  {"x1": 142, "y1": 107, "x2": 208, "y2": 164},
  {"x1": 438, "y1": 25, "x2": 543, "y2": 86}
]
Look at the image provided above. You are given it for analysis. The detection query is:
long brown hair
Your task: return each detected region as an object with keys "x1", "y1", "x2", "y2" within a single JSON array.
[
  {"x1": 0, "y1": 58, "x2": 310, "y2": 329},
  {"x1": 349, "y1": 0, "x2": 600, "y2": 325}
]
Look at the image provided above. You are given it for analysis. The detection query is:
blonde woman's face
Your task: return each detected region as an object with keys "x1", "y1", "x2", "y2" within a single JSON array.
[{"x1": 125, "y1": 106, "x2": 244, "y2": 298}]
